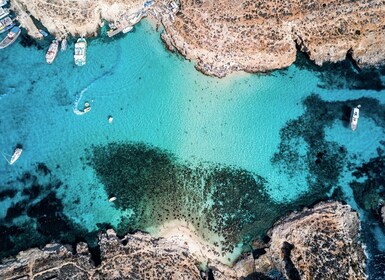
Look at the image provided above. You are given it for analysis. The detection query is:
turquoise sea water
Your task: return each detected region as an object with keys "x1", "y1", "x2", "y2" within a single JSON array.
[{"x1": 1, "y1": 20, "x2": 385, "y2": 276}]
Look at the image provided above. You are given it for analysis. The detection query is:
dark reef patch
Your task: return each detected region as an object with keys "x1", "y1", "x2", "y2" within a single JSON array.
[
  {"x1": 272, "y1": 94, "x2": 385, "y2": 201},
  {"x1": 0, "y1": 189, "x2": 17, "y2": 201},
  {"x1": 0, "y1": 162, "x2": 90, "y2": 260},
  {"x1": 88, "y1": 142, "x2": 281, "y2": 251},
  {"x1": 350, "y1": 142, "x2": 385, "y2": 217},
  {"x1": 295, "y1": 52, "x2": 385, "y2": 91}
]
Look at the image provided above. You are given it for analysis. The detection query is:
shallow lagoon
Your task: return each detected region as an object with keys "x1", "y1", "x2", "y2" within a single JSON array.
[{"x1": 0, "y1": 20, "x2": 385, "y2": 276}]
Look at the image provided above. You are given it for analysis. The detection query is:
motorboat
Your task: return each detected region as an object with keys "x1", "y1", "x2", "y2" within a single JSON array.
[
  {"x1": 39, "y1": 29, "x2": 48, "y2": 37},
  {"x1": 122, "y1": 25, "x2": 133, "y2": 33},
  {"x1": 0, "y1": 7, "x2": 9, "y2": 19},
  {"x1": 2, "y1": 147, "x2": 22, "y2": 165},
  {"x1": 0, "y1": 16, "x2": 12, "y2": 33},
  {"x1": 0, "y1": 25, "x2": 21, "y2": 49},
  {"x1": 74, "y1": 37, "x2": 87, "y2": 66},
  {"x1": 46, "y1": 40, "x2": 59, "y2": 64},
  {"x1": 60, "y1": 38, "x2": 67, "y2": 51},
  {"x1": 0, "y1": 0, "x2": 7, "y2": 7},
  {"x1": 350, "y1": 105, "x2": 361, "y2": 131}
]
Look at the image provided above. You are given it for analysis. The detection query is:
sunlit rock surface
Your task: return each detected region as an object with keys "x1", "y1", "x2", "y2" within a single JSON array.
[
  {"x1": 267, "y1": 201, "x2": 367, "y2": 280},
  {"x1": 9, "y1": 0, "x2": 385, "y2": 76}
]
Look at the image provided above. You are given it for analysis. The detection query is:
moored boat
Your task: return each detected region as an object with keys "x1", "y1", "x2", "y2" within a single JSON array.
[
  {"x1": 122, "y1": 25, "x2": 133, "y2": 33},
  {"x1": 350, "y1": 105, "x2": 361, "y2": 131},
  {"x1": 0, "y1": 16, "x2": 12, "y2": 33},
  {"x1": 46, "y1": 40, "x2": 59, "y2": 64},
  {"x1": 0, "y1": 25, "x2": 21, "y2": 49},
  {"x1": 60, "y1": 38, "x2": 67, "y2": 51},
  {"x1": 39, "y1": 29, "x2": 48, "y2": 37},
  {"x1": 74, "y1": 37, "x2": 87, "y2": 66},
  {"x1": 0, "y1": 0, "x2": 7, "y2": 7},
  {"x1": 0, "y1": 7, "x2": 9, "y2": 19}
]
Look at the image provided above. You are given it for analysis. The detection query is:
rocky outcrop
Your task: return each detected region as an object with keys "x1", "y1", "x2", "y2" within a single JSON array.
[
  {"x1": 160, "y1": 0, "x2": 385, "y2": 76},
  {"x1": 0, "y1": 229, "x2": 201, "y2": 279},
  {"x1": 267, "y1": 201, "x2": 366, "y2": 280},
  {"x1": 0, "y1": 202, "x2": 367, "y2": 279},
  {"x1": 11, "y1": 0, "x2": 145, "y2": 38},
  {"x1": 9, "y1": 0, "x2": 385, "y2": 76}
]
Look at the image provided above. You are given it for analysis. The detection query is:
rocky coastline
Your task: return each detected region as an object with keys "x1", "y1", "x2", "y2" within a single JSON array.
[
  {"x1": 0, "y1": 201, "x2": 367, "y2": 279},
  {"x1": 8, "y1": 0, "x2": 385, "y2": 77}
]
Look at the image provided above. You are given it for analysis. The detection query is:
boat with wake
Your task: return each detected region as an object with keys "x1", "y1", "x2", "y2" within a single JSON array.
[
  {"x1": 74, "y1": 37, "x2": 87, "y2": 66},
  {"x1": 46, "y1": 40, "x2": 59, "y2": 64},
  {"x1": 2, "y1": 147, "x2": 22, "y2": 165},
  {"x1": 350, "y1": 105, "x2": 361, "y2": 131},
  {"x1": 0, "y1": 25, "x2": 21, "y2": 49}
]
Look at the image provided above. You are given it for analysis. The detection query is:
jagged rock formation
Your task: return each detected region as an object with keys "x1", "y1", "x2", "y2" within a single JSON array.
[
  {"x1": 266, "y1": 201, "x2": 367, "y2": 280},
  {"x1": 9, "y1": 0, "x2": 385, "y2": 76},
  {"x1": 11, "y1": 0, "x2": 145, "y2": 37},
  {"x1": 161, "y1": 0, "x2": 385, "y2": 76},
  {"x1": 0, "y1": 202, "x2": 367, "y2": 279},
  {"x1": 0, "y1": 229, "x2": 201, "y2": 279}
]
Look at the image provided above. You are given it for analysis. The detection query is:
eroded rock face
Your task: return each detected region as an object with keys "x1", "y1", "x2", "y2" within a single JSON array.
[
  {"x1": 0, "y1": 230, "x2": 201, "y2": 279},
  {"x1": 267, "y1": 201, "x2": 367, "y2": 280},
  {"x1": 10, "y1": 0, "x2": 385, "y2": 76},
  {"x1": 161, "y1": 0, "x2": 385, "y2": 76},
  {"x1": 0, "y1": 202, "x2": 367, "y2": 279}
]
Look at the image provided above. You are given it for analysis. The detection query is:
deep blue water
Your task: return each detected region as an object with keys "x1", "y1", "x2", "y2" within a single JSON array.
[{"x1": 0, "y1": 20, "x2": 385, "y2": 277}]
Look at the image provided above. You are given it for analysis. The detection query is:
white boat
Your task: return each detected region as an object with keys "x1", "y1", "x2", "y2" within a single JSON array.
[
  {"x1": 350, "y1": 105, "x2": 361, "y2": 131},
  {"x1": 0, "y1": 25, "x2": 21, "y2": 49},
  {"x1": 0, "y1": 7, "x2": 9, "y2": 19},
  {"x1": 0, "y1": 16, "x2": 12, "y2": 33},
  {"x1": 2, "y1": 147, "x2": 22, "y2": 165},
  {"x1": 129, "y1": 12, "x2": 142, "y2": 25},
  {"x1": 122, "y1": 25, "x2": 133, "y2": 33},
  {"x1": 0, "y1": 0, "x2": 7, "y2": 8},
  {"x1": 108, "y1": 196, "x2": 117, "y2": 202},
  {"x1": 74, "y1": 37, "x2": 87, "y2": 66},
  {"x1": 60, "y1": 38, "x2": 67, "y2": 51},
  {"x1": 46, "y1": 40, "x2": 59, "y2": 64}
]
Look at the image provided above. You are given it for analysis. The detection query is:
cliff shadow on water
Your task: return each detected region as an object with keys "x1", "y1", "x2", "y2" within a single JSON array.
[{"x1": 294, "y1": 52, "x2": 385, "y2": 91}]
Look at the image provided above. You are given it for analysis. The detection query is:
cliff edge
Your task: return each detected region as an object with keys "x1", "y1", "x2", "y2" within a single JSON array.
[{"x1": 0, "y1": 202, "x2": 367, "y2": 279}]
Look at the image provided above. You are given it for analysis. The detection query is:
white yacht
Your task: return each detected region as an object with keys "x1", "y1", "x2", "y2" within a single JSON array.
[
  {"x1": 74, "y1": 38, "x2": 87, "y2": 66},
  {"x1": 61, "y1": 38, "x2": 67, "y2": 51},
  {"x1": 350, "y1": 105, "x2": 361, "y2": 131}
]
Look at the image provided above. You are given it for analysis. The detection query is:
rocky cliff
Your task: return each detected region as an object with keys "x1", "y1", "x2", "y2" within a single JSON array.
[
  {"x1": 161, "y1": 0, "x2": 385, "y2": 76},
  {"x1": 0, "y1": 202, "x2": 367, "y2": 279},
  {"x1": 10, "y1": 0, "x2": 385, "y2": 76}
]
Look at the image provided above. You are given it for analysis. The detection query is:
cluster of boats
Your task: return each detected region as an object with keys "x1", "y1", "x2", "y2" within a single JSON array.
[
  {"x1": 0, "y1": 1, "x2": 21, "y2": 49},
  {"x1": 44, "y1": 37, "x2": 86, "y2": 66}
]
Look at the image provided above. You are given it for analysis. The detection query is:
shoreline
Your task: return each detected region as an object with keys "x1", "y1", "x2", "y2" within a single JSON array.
[
  {"x1": 8, "y1": 0, "x2": 385, "y2": 78},
  {"x1": 146, "y1": 219, "x2": 244, "y2": 266}
]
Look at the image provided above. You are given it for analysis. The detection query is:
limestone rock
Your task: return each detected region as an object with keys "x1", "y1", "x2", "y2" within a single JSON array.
[
  {"x1": 266, "y1": 201, "x2": 367, "y2": 280},
  {"x1": 0, "y1": 230, "x2": 201, "y2": 279}
]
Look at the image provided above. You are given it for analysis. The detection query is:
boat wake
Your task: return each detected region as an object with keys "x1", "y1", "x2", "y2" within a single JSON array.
[
  {"x1": 73, "y1": 87, "x2": 89, "y2": 115},
  {"x1": 72, "y1": 43, "x2": 122, "y2": 116}
]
